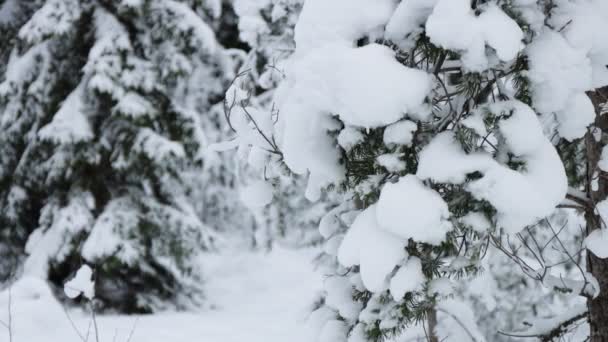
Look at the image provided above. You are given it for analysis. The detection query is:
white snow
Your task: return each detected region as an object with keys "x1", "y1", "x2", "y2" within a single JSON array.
[
  {"x1": 23, "y1": 195, "x2": 94, "y2": 277},
  {"x1": 0, "y1": 248, "x2": 322, "y2": 342},
  {"x1": 555, "y1": 0, "x2": 608, "y2": 88},
  {"x1": 376, "y1": 154, "x2": 406, "y2": 173},
  {"x1": 232, "y1": 0, "x2": 271, "y2": 46},
  {"x1": 338, "y1": 127, "x2": 365, "y2": 152},
  {"x1": 240, "y1": 181, "x2": 274, "y2": 208},
  {"x1": 460, "y1": 212, "x2": 491, "y2": 233},
  {"x1": 294, "y1": 0, "x2": 395, "y2": 51},
  {"x1": 158, "y1": 0, "x2": 218, "y2": 54},
  {"x1": 318, "y1": 320, "x2": 348, "y2": 342},
  {"x1": 426, "y1": 0, "x2": 523, "y2": 71},
  {"x1": 385, "y1": 0, "x2": 438, "y2": 50},
  {"x1": 306, "y1": 307, "x2": 338, "y2": 342},
  {"x1": 417, "y1": 132, "x2": 490, "y2": 184},
  {"x1": 383, "y1": 120, "x2": 417, "y2": 146},
  {"x1": 555, "y1": 93, "x2": 595, "y2": 141},
  {"x1": 324, "y1": 277, "x2": 362, "y2": 321},
  {"x1": 376, "y1": 175, "x2": 452, "y2": 245},
  {"x1": 284, "y1": 44, "x2": 432, "y2": 129},
  {"x1": 527, "y1": 29, "x2": 595, "y2": 140},
  {"x1": 0, "y1": 0, "x2": 18, "y2": 25},
  {"x1": 418, "y1": 102, "x2": 568, "y2": 234},
  {"x1": 428, "y1": 277, "x2": 454, "y2": 297},
  {"x1": 437, "y1": 299, "x2": 486, "y2": 342},
  {"x1": 63, "y1": 265, "x2": 95, "y2": 300},
  {"x1": 338, "y1": 205, "x2": 406, "y2": 292},
  {"x1": 18, "y1": 0, "x2": 82, "y2": 44},
  {"x1": 113, "y1": 92, "x2": 157, "y2": 118},
  {"x1": 82, "y1": 197, "x2": 140, "y2": 265},
  {"x1": 462, "y1": 110, "x2": 488, "y2": 136},
  {"x1": 38, "y1": 83, "x2": 94, "y2": 144},
  {"x1": 133, "y1": 128, "x2": 186, "y2": 162},
  {"x1": 389, "y1": 257, "x2": 424, "y2": 300}
]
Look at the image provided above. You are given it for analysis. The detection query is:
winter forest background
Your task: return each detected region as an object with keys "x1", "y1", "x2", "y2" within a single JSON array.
[{"x1": 0, "y1": 0, "x2": 608, "y2": 341}]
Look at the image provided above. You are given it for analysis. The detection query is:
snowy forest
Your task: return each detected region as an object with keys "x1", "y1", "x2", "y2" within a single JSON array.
[{"x1": 0, "y1": 0, "x2": 608, "y2": 341}]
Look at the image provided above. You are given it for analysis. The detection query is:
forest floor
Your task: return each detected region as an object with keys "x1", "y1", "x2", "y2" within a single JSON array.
[{"x1": 2, "y1": 247, "x2": 323, "y2": 342}]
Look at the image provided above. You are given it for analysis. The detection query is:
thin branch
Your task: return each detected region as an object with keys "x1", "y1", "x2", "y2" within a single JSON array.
[
  {"x1": 436, "y1": 307, "x2": 481, "y2": 342},
  {"x1": 498, "y1": 307, "x2": 587, "y2": 341},
  {"x1": 125, "y1": 317, "x2": 139, "y2": 342}
]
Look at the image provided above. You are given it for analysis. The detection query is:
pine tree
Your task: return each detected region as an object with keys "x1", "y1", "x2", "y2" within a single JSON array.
[
  {"x1": 227, "y1": 0, "x2": 608, "y2": 340},
  {"x1": 0, "y1": 0, "x2": 232, "y2": 312}
]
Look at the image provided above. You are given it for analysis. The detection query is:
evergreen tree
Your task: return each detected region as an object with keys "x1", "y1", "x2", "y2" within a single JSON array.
[
  {"x1": 227, "y1": 0, "x2": 608, "y2": 340},
  {"x1": 0, "y1": 0, "x2": 232, "y2": 312}
]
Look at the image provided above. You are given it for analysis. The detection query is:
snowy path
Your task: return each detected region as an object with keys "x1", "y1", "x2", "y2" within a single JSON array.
[{"x1": 2, "y1": 248, "x2": 323, "y2": 342}]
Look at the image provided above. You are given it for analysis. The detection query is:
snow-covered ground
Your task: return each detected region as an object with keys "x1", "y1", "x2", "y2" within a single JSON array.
[{"x1": 1, "y1": 248, "x2": 323, "y2": 342}]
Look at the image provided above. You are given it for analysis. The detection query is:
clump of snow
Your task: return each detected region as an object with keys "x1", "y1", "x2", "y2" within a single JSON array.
[
  {"x1": 377, "y1": 153, "x2": 406, "y2": 173},
  {"x1": 64, "y1": 265, "x2": 95, "y2": 300},
  {"x1": 158, "y1": 0, "x2": 218, "y2": 54},
  {"x1": 390, "y1": 257, "x2": 424, "y2": 300},
  {"x1": 338, "y1": 205, "x2": 406, "y2": 292},
  {"x1": 319, "y1": 203, "x2": 353, "y2": 239},
  {"x1": 82, "y1": 197, "x2": 140, "y2": 265},
  {"x1": 555, "y1": 93, "x2": 595, "y2": 141},
  {"x1": 383, "y1": 120, "x2": 417, "y2": 146},
  {"x1": 232, "y1": 0, "x2": 271, "y2": 46},
  {"x1": 376, "y1": 175, "x2": 451, "y2": 245},
  {"x1": 417, "y1": 132, "x2": 490, "y2": 184},
  {"x1": 555, "y1": 0, "x2": 608, "y2": 88},
  {"x1": 385, "y1": 0, "x2": 438, "y2": 50},
  {"x1": 24, "y1": 195, "x2": 94, "y2": 276},
  {"x1": 294, "y1": 0, "x2": 395, "y2": 50},
  {"x1": 338, "y1": 126, "x2": 365, "y2": 152},
  {"x1": 18, "y1": 0, "x2": 82, "y2": 44},
  {"x1": 240, "y1": 181, "x2": 274, "y2": 208},
  {"x1": 460, "y1": 212, "x2": 491, "y2": 233},
  {"x1": 38, "y1": 83, "x2": 93, "y2": 144},
  {"x1": 418, "y1": 102, "x2": 567, "y2": 234},
  {"x1": 113, "y1": 92, "x2": 157, "y2": 118},
  {"x1": 426, "y1": 0, "x2": 523, "y2": 71},
  {"x1": 284, "y1": 44, "x2": 432, "y2": 129},
  {"x1": 133, "y1": 128, "x2": 186, "y2": 163},
  {"x1": 462, "y1": 110, "x2": 488, "y2": 136},
  {"x1": 324, "y1": 277, "x2": 362, "y2": 321},
  {"x1": 527, "y1": 29, "x2": 594, "y2": 140},
  {"x1": 278, "y1": 43, "x2": 432, "y2": 199}
]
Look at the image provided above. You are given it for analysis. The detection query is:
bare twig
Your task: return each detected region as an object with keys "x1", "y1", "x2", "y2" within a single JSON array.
[
  {"x1": 436, "y1": 307, "x2": 481, "y2": 342},
  {"x1": 61, "y1": 303, "x2": 88, "y2": 342},
  {"x1": 125, "y1": 317, "x2": 139, "y2": 342},
  {"x1": 91, "y1": 301, "x2": 100, "y2": 342}
]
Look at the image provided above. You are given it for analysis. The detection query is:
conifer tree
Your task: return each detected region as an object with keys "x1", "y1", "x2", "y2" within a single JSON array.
[
  {"x1": 227, "y1": 0, "x2": 608, "y2": 340},
  {"x1": 0, "y1": 0, "x2": 231, "y2": 312}
]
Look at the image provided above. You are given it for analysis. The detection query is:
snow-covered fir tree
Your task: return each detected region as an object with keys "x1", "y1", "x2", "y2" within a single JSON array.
[
  {"x1": 225, "y1": 0, "x2": 608, "y2": 341},
  {"x1": 0, "y1": 0, "x2": 233, "y2": 312}
]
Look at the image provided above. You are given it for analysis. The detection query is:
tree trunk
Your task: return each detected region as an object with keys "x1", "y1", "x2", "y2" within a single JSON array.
[
  {"x1": 427, "y1": 307, "x2": 439, "y2": 342},
  {"x1": 586, "y1": 87, "x2": 608, "y2": 342}
]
